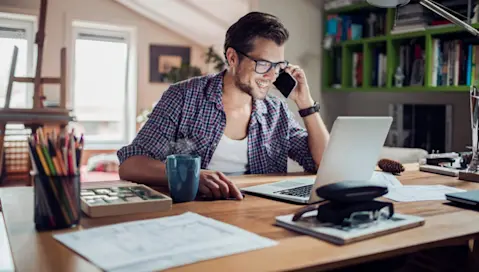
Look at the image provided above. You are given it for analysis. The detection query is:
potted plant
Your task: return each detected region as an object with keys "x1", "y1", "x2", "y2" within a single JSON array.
[
  {"x1": 164, "y1": 63, "x2": 203, "y2": 83},
  {"x1": 204, "y1": 46, "x2": 226, "y2": 72}
]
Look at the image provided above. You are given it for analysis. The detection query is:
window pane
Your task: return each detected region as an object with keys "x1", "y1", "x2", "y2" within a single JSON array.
[
  {"x1": 73, "y1": 37, "x2": 128, "y2": 142},
  {"x1": 0, "y1": 38, "x2": 28, "y2": 108}
]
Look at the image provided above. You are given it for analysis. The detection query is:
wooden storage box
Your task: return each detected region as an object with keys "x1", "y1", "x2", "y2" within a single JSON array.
[{"x1": 80, "y1": 181, "x2": 172, "y2": 217}]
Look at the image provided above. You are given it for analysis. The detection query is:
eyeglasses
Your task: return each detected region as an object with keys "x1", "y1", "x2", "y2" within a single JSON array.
[
  {"x1": 342, "y1": 205, "x2": 393, "y2": 229},
  {"x1": 235, "y1": 49, "x2": 288, "y2": 74},
  {"x1": 292, "y1": 200, "x2": 394, "y2": 229}
]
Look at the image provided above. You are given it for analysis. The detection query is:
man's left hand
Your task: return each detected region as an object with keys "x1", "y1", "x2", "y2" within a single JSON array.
[{"x1": 284, "y1": 64, "x2": 314, "y2": 109}]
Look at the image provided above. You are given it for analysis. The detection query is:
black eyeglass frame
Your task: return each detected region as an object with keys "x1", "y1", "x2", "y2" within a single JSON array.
[{"x1": 233, "y1": 48, "x2": 289, "y2": 74}]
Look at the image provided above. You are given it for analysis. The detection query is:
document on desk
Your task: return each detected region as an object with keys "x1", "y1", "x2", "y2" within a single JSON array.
[
  {"x1": 53, "y1": 212, "x2": 278, "y2": 272},
  {"x1": 0, "y1": 212, "x2": 15, "y2": 272},
  {"x1": 370, "y1": 171, "x2": 403, "y2": 188},
  {"x1": 384, "y1": 185, "x2": 466, "y2": 202}
]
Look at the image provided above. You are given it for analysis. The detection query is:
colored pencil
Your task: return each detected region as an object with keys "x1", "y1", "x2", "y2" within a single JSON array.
[{"x1": 29, "y1": 127, "x2": 84, "y2": 228}]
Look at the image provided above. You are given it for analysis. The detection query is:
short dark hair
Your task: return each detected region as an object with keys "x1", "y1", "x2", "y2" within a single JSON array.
[{"x1": 224, "y1": 12, "x2": 289, "y2": 61}]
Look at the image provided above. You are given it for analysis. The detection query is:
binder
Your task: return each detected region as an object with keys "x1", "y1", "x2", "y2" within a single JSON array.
[{"x1": 446, "y1": 190, "x2": 479, "y2": 207}]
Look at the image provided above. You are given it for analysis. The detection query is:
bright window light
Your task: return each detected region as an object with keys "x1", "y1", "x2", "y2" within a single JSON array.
[
  {"x1": 72, "y1": 28, "x2": 130, "y2": 144},
  {"x1": 0, "y1": 24, "x2": 31, "y2": 108}
]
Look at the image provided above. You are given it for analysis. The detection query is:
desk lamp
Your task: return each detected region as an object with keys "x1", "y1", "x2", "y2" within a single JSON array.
[{"x1": 367, "y1": 0, "x2": 479, "y2": 182}]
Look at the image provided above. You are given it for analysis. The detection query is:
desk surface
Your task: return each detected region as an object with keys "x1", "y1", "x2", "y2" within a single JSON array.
[{"x1": 3, "y1": 165, "x2": 479, "y2": 272}]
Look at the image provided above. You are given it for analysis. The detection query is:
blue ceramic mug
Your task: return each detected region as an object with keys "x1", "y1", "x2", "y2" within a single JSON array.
[{"x1": 166, "y1": 154, "x2": 201, "y2": 203}]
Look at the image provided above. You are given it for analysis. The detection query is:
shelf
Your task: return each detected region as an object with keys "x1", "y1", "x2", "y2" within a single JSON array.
[
  {"x1": 364, "y1": 36, "x2": 388, "y2": 44},
  {"x1": 341, "y1": 39, "x2": 363, "y2": 46},
  {"x1": 388, "y1": 86, "x2": 471, "y2": 92},
  {"x1": 427, "y1": 23, "x2": 479, "y2": 36},
  {"x1": 333, "y1": 24, "x2": 479, "y2": 44},
  {"x1": 388, "y1": 23, "x2": 479, "y2": 39},
  {"x1": 325, "y1": 3, "x2": 371, "y2": 14},
  {"x1": 324, "y1": 86, "x2": 471, "y2": 92},
  {"x1": 322, "y1": 3, "x2": 479, "y2": 93},
  {"x1": 390, "y1": 31, "x2": 426, "y2": 40},
  {"x1": 334, "y1": 36, "x2": 388, "y2": 47},
  {"x1": 324, "y1": 87, "x2": 384, "y2": 92}
]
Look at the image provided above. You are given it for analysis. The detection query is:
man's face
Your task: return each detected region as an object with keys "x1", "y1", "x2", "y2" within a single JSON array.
[{"x1": 232, "y1": 38, "x2": 286, "y2": 100}]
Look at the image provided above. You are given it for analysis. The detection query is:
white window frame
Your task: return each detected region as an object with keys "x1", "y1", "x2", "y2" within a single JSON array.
[
  {"x1": 71, "y1": 21, "x2": 137, "y2": 150},
  {"x1": 0, "y1": 12, "x2": 36, "y2": 108}
]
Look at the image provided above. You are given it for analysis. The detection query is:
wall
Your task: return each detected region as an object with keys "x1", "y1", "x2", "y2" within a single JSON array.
[
  {"x1": 0, "y1": 0, "x2": 208, "y2": 114},
  {"x1": 256, "y1": 0, "x2": 328, "y2": 127},
  {"x1": 345, "y1": 91, "x2": 471, "y2": 152}
]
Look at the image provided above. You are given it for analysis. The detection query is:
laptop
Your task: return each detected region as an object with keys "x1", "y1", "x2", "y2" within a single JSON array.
[{"x1": 241, "y1": 116, "x2": 393, "y2": 204}]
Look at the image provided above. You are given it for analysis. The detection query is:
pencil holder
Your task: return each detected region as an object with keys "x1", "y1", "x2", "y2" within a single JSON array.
[{"x1": 33, "y1": 174, "x2": 81, "y2": 231}]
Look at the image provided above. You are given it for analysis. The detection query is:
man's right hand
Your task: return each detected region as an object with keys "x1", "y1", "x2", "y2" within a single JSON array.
[{"x1": 198, "y1": 170, "x2": 243, "y2": 200}]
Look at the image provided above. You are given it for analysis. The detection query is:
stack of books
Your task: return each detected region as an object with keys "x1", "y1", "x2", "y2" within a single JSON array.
[
  {"x1": 392, "y1": 0, "x2": 478, "y2": 34},
  {"x1": 391, "y1": 3, "x2": 432, "y2": 34},
  {"x1": 429, "y1": 0, "x2": 478, "y2": 27}
]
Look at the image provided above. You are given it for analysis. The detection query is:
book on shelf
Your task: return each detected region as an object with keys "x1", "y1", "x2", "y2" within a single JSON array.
[
  {"x1": 372, "y1": 47, "x2": 387, "y2": 87},
  {"x1": 325, "y1": 11, "x2": 387, "y2": 43},
  {"x1": 331, "y1": 48, "x2": 342, "y2": 88},
  {"x1": 352, "y1": 52, "x2": 363, "y2": 87},
  {"x1": 395, "y1": 40, "x2": 425, "y2": 87},
  {"x1": 430, "y1": 39, "x2": 475, "y2": 87},
  {"x1": 326, "y1": 15, "x2": 363, "y2": 42}
]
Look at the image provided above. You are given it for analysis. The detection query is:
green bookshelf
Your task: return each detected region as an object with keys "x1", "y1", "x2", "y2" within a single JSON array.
[{"x1": 322, "y1": 2, "x2": 479, "y2": 92}]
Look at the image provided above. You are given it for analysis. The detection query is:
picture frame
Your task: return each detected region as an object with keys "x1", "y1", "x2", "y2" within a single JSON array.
[{"x1": 149, "y1": 45, "x2": 191, "y2": 83}]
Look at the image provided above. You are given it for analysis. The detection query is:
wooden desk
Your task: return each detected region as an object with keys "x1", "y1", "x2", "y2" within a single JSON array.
[{"x1": 2, "y1": 166, "x2": 479, "y2": 272}]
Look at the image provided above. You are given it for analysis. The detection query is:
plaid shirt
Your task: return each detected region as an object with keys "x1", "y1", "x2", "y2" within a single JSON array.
[{"x1": 117, "y1": 70, "x2": 317, "y2": 174}]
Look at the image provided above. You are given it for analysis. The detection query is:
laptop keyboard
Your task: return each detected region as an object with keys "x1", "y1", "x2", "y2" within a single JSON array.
[{"x1": 274, "y1": 184, "x2": 313, "y2": 198}]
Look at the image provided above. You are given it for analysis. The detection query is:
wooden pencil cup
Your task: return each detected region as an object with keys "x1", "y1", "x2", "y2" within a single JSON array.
[{"x1": 33, "y1": 174, "x2": 81, "y2": 231}]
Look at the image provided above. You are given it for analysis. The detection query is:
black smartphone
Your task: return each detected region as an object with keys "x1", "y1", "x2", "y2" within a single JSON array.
[{"x1": 273, "y1": 72, "x2": 297, "y2": 98}]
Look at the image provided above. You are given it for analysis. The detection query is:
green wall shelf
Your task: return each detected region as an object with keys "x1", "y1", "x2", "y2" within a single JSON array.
[
  {"x1": 324, "y1": 86, "x2": 470, "y2": 92},
  {"x1": 323, "y1": 2, "x2": 479, "y2": 93}
]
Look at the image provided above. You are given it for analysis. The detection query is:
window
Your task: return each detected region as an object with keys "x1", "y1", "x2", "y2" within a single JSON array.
[
  {"x1": 0, "y1": 14, "x2": 35, "y2": 109},
  {"x1": 72, "y1": 23, "x2": 136, "y2": 149}
]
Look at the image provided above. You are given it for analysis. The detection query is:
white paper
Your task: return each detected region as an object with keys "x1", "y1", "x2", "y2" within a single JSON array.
[
  {"x1": 370, "y1": 171, "x2": 403, "y2": 188},
  {"x1": 0, "y1": 213, "x2": 14, "y2": 272},
  {"x1": 384, "y1": 185, "x2": 466, "y2": 202},
  {"x1": 53, "y1": 212, "x2": 277, "y2": 272}
]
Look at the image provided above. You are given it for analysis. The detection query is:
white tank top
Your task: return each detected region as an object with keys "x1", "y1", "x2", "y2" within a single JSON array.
[{"x1": 207, "y1": 134, "x2": 248, "y2": 175}]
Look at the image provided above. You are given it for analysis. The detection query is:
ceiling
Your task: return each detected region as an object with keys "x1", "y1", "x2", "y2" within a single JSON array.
[{"x1": 113, "y1": 0, "x2": 253, "y2": 50}]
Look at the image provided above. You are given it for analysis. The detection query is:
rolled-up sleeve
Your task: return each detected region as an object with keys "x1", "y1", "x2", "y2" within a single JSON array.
[
  {"x1": 117, "y1": 85, "x2": 183, "y2": 164},
  {"x1": 285, "y1": 104, "x2": 317, "y2": 173}
]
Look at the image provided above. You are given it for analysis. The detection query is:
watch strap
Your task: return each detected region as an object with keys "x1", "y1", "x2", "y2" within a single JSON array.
[{"x1": 298, "y1": 101, "x2": 320, "y2": 117}]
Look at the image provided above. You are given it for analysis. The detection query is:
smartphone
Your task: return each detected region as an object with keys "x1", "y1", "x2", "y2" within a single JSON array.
[{"x1": 273, "y1": 72, "x2": 297, "y2": 98}]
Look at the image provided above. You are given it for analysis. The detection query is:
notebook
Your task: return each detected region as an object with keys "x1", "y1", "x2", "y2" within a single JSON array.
[
  {"x1": 446, "y1": 190, "x2": 479, "y2": 207},
  {"x1": 275, "y1": 210, "x2": 425, "y2": 245}
]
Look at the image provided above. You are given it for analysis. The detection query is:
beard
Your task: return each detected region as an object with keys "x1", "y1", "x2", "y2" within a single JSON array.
[{"x1": 233, "y1": 73, "x2": 269, "y2": 100}]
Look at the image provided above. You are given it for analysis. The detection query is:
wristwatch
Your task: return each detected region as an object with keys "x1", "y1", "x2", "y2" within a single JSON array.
[{"x1": 299, "y1": 101, "x2": 320, "y2": 117}]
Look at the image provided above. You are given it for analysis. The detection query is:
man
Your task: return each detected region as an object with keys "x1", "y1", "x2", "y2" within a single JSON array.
[{"x1": 117, "y1": 11, "x2": 330, "y2": 200}]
